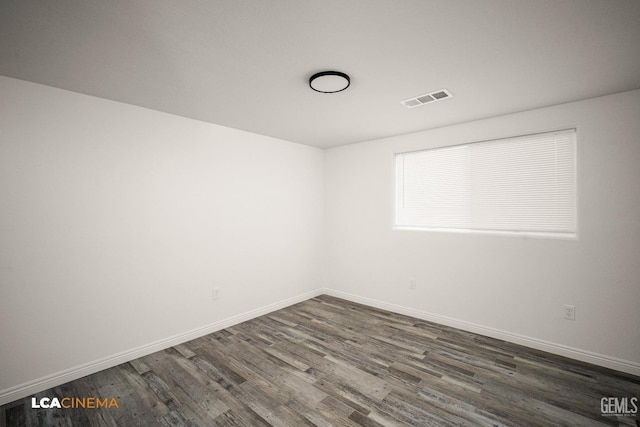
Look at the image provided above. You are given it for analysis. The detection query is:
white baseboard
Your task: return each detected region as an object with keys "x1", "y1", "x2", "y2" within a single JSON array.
[
  {"x1": 322, "y1": 288, "x2": 640, "y2": 377},
  {"x1": 0, "y1": 288, "x2": 323, "y2": 406},
  {"x1": 3, "y1": 287, "x2": 638, "y2": 406}
]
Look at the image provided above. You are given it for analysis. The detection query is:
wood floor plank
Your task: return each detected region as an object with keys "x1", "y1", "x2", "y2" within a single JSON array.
[
  {"x1": 90, "y1": 366, "x2": 166, "y2": 427},
  {"x1": 142, "y1": 352, "x2": 228, "y2": 424},
  {"x1": 3, "y1": 294, "x2": 639, "y2": 426},
  {"x1": 73, "y1": 376, "x2": 119, "y2": 427}
]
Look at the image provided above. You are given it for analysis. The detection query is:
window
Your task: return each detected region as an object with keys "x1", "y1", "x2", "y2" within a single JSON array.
[{"x1": 395, "y1": 129, "x2": 577, "y2": 237}]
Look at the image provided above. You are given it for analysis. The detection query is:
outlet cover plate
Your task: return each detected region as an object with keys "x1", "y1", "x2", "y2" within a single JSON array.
[{"x1": 563, "y1": 304, "x2": 576, "y2": 320}]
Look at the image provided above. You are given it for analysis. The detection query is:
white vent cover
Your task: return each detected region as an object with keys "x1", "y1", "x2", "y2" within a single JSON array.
[{"x1": 401, "y1": 89, "x2": 453, "y2": 108}]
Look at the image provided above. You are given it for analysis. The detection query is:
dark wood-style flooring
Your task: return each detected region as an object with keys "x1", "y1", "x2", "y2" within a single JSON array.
[{"x1": 2, "y1": 295, "x2": 639, "y2": 426}]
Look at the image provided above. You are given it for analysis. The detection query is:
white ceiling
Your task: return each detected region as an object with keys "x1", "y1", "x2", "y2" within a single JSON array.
[{"x1": 1, "y1": 1, "x2": 639, "y2": 148}]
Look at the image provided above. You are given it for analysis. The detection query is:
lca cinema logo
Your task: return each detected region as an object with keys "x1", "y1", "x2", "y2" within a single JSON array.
[
  {"x1": 601, "y1": 397, "x2": 638, "y2": 417},
  {"x1": 31, "y1": 396, "x2": 119, "y2": 409}
]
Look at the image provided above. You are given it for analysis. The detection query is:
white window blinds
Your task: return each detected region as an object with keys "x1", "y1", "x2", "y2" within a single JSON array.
[{"x1": 395, "y1": 129, "x2": 577, "y2": 236}]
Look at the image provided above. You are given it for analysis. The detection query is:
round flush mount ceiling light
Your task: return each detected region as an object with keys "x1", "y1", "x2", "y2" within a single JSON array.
[{"x1": 309, "y1": 71, "x2": 350, "y2": 93}]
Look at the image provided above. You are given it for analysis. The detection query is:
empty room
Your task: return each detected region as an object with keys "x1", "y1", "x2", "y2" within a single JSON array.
[{"x1": 1, "y1": 1, "x2": 639, "y2": 426}]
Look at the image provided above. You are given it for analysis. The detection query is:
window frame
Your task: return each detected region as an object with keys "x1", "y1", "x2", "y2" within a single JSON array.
[{"x1": 392, "y1": 129, "x2": 579, "y2": 240}]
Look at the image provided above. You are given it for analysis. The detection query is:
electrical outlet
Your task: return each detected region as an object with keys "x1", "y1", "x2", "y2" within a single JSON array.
[
  {"x1": 563, "y1": 304, "x2": 575, "y2": 320},
  {"x1": 409, "y1": 278, "x2": 416, "y2": 290},
  {"x1": 212, "y1": 288, "x2": 220, "y2": 300}
]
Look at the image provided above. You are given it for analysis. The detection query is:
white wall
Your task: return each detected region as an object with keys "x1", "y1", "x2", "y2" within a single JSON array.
[
  {"x1": 325, "y1": 89, "x2": 640, "y2": 373},
  {"x1": 0, "y1": 76, "x2": 324, "y2": 400}
]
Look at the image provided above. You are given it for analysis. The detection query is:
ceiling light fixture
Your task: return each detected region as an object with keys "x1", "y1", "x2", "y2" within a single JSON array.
[{"x1": 309, "y1": 71, "x2": 350, "y2": 93}]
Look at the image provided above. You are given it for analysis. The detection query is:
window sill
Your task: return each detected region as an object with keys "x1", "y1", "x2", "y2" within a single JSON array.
[{"x1": 393, "y1": 226, "x2": 578, "y2": 240}]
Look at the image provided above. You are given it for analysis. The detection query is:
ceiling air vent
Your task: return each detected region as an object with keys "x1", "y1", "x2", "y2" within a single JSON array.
[{"x1": 401, "y1": 88, "x2": 453, "y2": 109}]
